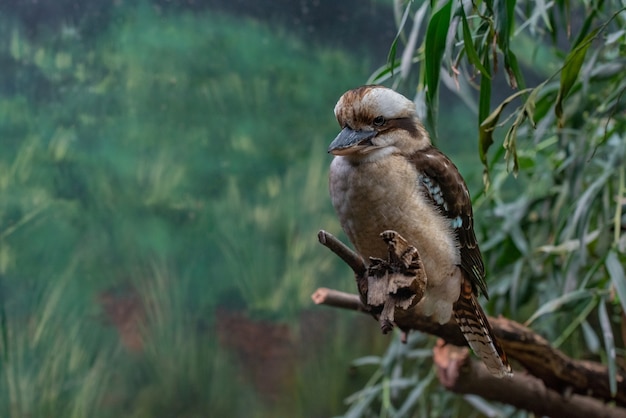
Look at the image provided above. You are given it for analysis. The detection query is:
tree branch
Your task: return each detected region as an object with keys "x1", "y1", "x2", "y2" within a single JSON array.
[
  {"x1": 314, "y1": 230, "x2": 626, "y2": 411},
  {"x1": 433, "y1": 341, "x2": 626, "y2": 418},
  {"x1": 317, "y1": 230, "x2": 366, "y2": 277}
]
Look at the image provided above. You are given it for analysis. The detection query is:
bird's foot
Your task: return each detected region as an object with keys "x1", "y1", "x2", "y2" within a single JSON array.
[{"x1": 362, "y1": 231, "x2": 427, "y2": 334}]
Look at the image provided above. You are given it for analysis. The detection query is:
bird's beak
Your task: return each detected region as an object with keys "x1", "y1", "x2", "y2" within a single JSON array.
[{"x1": 328, "y1": 127, "x2": 377, "y2": 155}]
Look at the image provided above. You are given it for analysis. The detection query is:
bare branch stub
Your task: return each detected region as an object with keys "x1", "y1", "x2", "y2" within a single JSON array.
[
  {"x1": 318, "y1": 229, "x2": 426, "y2": 334},
  {"x1": 317, "y1": 230, "x2": 366, "y2": 277}
]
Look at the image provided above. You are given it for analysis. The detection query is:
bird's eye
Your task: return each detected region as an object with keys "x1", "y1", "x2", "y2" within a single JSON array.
[{"x1": 373, "y1": 116, "x2": 385, "y2": 127}]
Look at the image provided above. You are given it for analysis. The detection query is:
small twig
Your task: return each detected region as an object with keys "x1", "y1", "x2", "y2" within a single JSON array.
[
  {"x1": 311, "y1": 288, "x2": 370, "y2": 313},
  {"x1": 318, "y1": 230, "x2": 366, "y2": 277}
]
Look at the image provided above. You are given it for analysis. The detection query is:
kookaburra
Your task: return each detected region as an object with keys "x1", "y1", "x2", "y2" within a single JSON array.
[{"x1": 328, "y1": 85, "x2": 512, "y2": 378}]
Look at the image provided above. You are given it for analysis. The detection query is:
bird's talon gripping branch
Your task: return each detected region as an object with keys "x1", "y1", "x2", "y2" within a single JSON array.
[{"x1": 359, "y1": 231, "x2": 427, "y2": 333}]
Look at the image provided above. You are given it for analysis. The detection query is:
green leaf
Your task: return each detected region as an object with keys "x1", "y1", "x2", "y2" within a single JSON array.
[
  {"x1": 504, "y1": 50, "x2": 525, "y2": 90},
  {"x1": 368, "y1": 61, "x2": 402, "y2": 85},
  {"x1": 478, "y1": 53, "x2": 492, "y2": 124},
  {"x1": 351, "y1": 356, "x2": 383, "y2": 367},
  {"x1": 478, "y1": 88, "x2": 531, "y2": 167},
  {"x1": 424, "y1": 0, "x2": 452, "y2": 131},
  {"x1": 598, "y1": 298, "x2": 617, "y2": 397},
  {"x1": 555, "y1": 27, "x2": 601, "y2": 127},
  {"x1": 493, "y1": 0, "x2": 525, "y2": 89},
  {"x1": 396, "y1": 371, "x2": 434, "y2": 417},
  {"x1": 606, "y1": 251, "x2": 626, "y2": 314},
  {"x1": 494, "y1": 0, "x2": 515, "y2": 54},
  {"x1": 478, "y1": 52, "x2": 492, "y2": 184},
  {"x1": 522, "y1": 84, "x2": 543, "y2": 127},
  {"x1": 503, "y1": 118, "x2": 521, "y2": 174},
  {"x1": 387, "y1": 38, "x2": 400, "y2": 76},
  {"x1": 387, "y1": 0, "x2": 414, "y2": 77},
  {"x1": 460, "y1": 9, "x2": 490, "y2": 79},
  {"x1": 581, "y1": 320, "x2": 600, "y2": 354},
  {"x1": 572, "y1": 3, "x2": 599, "y2": 48},
  {"x1": 552, "y1": 296, "x2": 598, "y2": 348},
  {"x1": 501, "y1": 82, "x2": 544, "y2": 175},
  {"x1": 525, "y1": 289, "x2": 594, "y2": 325}
]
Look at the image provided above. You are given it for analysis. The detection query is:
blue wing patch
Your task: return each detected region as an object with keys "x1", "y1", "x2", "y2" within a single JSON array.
[
  {"x1": 419, "y1": 174, "x2": 463, "y2": 230},
  {"x1": 450, "y1": 216, "x2": 463, "y2": 229},
  {"x1": 418, "y1": 174, "x2": 449, "y2": 211}
]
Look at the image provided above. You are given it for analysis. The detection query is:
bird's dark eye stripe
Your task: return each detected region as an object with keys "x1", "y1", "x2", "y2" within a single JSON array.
[{"x1": 373, "y1": 116, "x2": 385, "y2": 126}]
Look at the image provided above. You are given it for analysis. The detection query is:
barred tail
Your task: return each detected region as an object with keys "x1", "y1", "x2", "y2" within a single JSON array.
[{"x1": 454, "y1": 279, "x2": 512, "y2": 378}]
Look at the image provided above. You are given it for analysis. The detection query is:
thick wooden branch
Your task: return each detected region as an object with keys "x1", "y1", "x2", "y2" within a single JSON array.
[
  {"x1": 314, "y1": 230, "x2": 626, "y2": 410},
  {"x1": 433, "y1": 341, "x2": 626, "y2": 418}
]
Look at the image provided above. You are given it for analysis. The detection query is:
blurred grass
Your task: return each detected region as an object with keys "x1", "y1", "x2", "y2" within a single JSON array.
[{"x1": 0, "y1": 4, "x2": 382, "y2": 416}]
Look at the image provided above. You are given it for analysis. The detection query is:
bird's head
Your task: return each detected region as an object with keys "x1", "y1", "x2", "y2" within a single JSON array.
[{"x1": 328, "y1": 85, "x2": 430, "y2": 160}]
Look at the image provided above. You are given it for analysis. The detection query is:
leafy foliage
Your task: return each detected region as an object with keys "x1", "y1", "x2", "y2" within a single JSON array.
[{"x1": 349, "y1": 0, "x2": 626, "y2": 416}]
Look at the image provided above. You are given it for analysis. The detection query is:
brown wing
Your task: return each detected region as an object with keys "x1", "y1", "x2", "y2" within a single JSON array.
[
  {"x1": 411, "y1": 147, "x2": 511, "y2": 377},
  {"x1": 409, "y1": 146, "x2": 488, "y2": 298}
]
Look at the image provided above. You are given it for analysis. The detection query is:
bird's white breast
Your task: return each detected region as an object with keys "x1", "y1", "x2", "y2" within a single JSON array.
[{"x1": 329, "y1": 154, "x2": 462, "y2": 323}]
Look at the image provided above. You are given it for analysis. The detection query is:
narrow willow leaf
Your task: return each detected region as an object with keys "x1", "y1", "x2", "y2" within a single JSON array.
[
  {"x1": 494, "y1": 0, "x2": 515, "y2": 54},
  {"x1": 351, "y1": 356, "x2": 383, "y2": 367},
  {"x1": 570, "y1": 168, "x2": 613, "y2": 241},
  {"x1": 387, "y1": 38, "x2": 400, "y2": 76},
  {"x1": 479, "y1": 88, "x2": 531, "y2": 168},
  {"x1": 478, "y1": 53, "x2": 492, "y2": 124},
  {"x1": 344, "y1": 386, "x2": 380, "y2": 418},
  {"x1": 400, "y1": 2, "x2": 429, "y2": 80},
  {"x1": 424, "y1": 0, "x2": 452, "y2": 130},
  {"x1": 553, "y1": 296, "x2": 598, "y2": 348},
  {"x1": 505, "y1": 129, "x2": 518, "y2": 174},
  {"x1": 464, "y1": 395, "x2": 502, "y2": 417},
  {"x1": 581, "y1": 320, "x2": 600, "y2": 354},
  {"x1": 396, "y1": 371, "x2": 434, "y2": 417},
  {"x1": 509, "y1": 223, "x2": 528, "y2": 254},
  {"x1": 606, "y1": 251, "x2": 626, "y2": 314},
  {"x1": 536, "y1": 0, "x2": 553, "y2": 33},
  {"x1": 460, "y1": 8, "x2": 490, "y2": 78},
  {"x1": 536, "y1": 229, "x2": 601, "y2": 255},
  {"x1": 523, "y1": 84, "x2": 543, "y2": 127},
  {"x1": 387, "y1": 0, "x2": 414, "y2": 76},
  {"x1": 368, "y1": 61, "x2": 402, "y2": 84},
  {"x1": 525, "y1": 289, "x2": 594, "y2": 325},
  {"x1": 343, "y1": 369, "x2": 383, "y2": 416},
  {"x1": 478, "y1": 53, "x2": 492, "y2": 184},
  {"x1": 503, "y1": 111, "x2": 526, "y2": 175},
  {"x1": 555, "y1": 27, "x2": 601, "y2": 126},
  {"x1": 572, "y1": 4, "x2": 599, "y2": 47},
  {"x1": 504, "y1": 50, "x2": 525, "y2": 90},
  {"x1": 598, "y1": 298, "x2": 617, "y2": 397},
  {"x1": 406, "y1": 348, "x2": 434, "y2": 359},
  {"x1": 381, "y1": 377, "x2": 392, "y2": 412},
  {"x1": 494, "y1": 0, "x2": 523, "y2": 89}
]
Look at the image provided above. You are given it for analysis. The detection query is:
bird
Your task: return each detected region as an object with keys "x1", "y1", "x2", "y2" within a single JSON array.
[{"x1": 328, "y1": 85, "x2": 512, "y2": 378}]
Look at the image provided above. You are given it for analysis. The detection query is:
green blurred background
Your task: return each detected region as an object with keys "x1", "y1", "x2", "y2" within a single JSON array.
[{"x1": 0, "y1": 1, "x2": 497, "y2": 417}]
